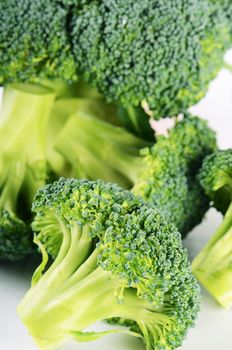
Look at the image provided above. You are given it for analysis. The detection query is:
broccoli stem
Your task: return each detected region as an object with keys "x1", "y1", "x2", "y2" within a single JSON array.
[
  {"x1": 0, "y1": 156, "x2": 26, "y2": 212},
  {"x1": 18, "y1": 222, "x2": 167, "y2": 350},
  {"x1": 0, "y1": 83, "x2": 55, "y2": 210},
  {"x1": 55, "y1": 112, "x2": 147, "y2": 188},
  {"x1": 18, "y1": 266, "x2": 164, "y2": 350},
  {"x1": 192, "y1": 202, "x2": 232, "y2": 308}
]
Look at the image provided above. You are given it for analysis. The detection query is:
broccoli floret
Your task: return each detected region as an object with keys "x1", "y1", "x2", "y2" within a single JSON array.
[
  {"x1": 0, "y1": 0, "x2": 76, "y2": 84},
  {"x1": 17, "y1": 178, "x2": 200, "y2": 350},
  {"x1": 54, "y1": 112, "x2": 216, "y2": 236},
  {"x1": 0, "y1": 0, "x2": 230, "y2": 149},
  {"x1": 71, "y1": 0, "x2": 231, "y2": 118},
  {"x1": 1, "y1": 1, "x2": 231, "y2": 124},
  {"x1": 134, "y1": 116, "x2": 217, "y2": 235},
  {"x1": 0, "y1": 210, "x2": 31, "y2": 261},
  {"x1": 212, "y1": 1, "x2": 232, "y2": 37},
  {"x1": 192, "y1": 149, "x2": 232, "y2": 308},
  {"x1": 0, "y1": 83, "x2": 55, "y2": 261}
]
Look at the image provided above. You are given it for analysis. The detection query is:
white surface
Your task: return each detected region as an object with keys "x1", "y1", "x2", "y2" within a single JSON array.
[{"x1": 0, "y1": 54, "x2": 232, "y2": 350}]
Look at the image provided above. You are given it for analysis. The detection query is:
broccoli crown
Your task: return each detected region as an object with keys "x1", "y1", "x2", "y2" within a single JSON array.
[
  {"x1": 134, "y1": 116, "x2": 217, "y2": 235},
  {"x1": 71, "y1": 0, "x2": 230, "y2": 118},
  {"x1": 0, "y1": 83, "x2": 55, "y2": 261},
  {"x1": 212, "y1": 0, "x2": 232, "y2": 36},
  {"x1": 199, "y1": 149, "x2": 232, "y2": 215},
  {"x1": 18, "y1": 178, "x2": 200, "y2": 350},
  {"x1": 0, "y1": 210, "x2": 33, "y2": 261},
  {"x1": 0, "y1": 0, "x2": 76, "y2": 84}
]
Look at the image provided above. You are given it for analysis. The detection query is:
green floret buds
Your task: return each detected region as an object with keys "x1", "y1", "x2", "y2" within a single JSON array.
[
  {"x1": 1, "y1": 0, "x2": 231, "y2": 123},
  {"x1": 0, "y1": 0, "x2": 76, "y2": 84},
  {"x1": 0, "y1": 210, "x2": 32, "y2": 261},
  {"x1": 71, "y1": 0, "x2": 231, "y2": 118},
  {"x1": 18, "y1": 178, "x2": 200, "y2": 350},
  {"x1": 133, "y1": 116, "x2": 217, "y2": 235},
  {"x1": 198, "y1": 149, "x2": 232, "y2": 215},
  {"x1": 211, "y1": 0, "x2": 232, "y2": 39},
  {"x1": 192, "y1": 149, "x2": 232, "y2": 308}
]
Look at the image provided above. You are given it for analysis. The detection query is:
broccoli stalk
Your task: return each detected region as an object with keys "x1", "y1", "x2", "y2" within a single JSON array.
[
  {"x1": 46, "y1": 95, "x2": 141, "y2": 182},
  {"x1": 53, "y1": 112, "x2": 217, "y2": 236},
  {"x1": 192, "y1": 149, "x2": 232, "y2": 308},
  {"x1": 18, "y1": 236, "x2": 164, "y2": 349},
  {"x1": 192, "y1": 205, "x2": 232, "y2": 307},
  {"x1": 54, "y1": 109, "x2": 148, "y2": 188},
  {"x1": 0, "y1": 83, "x2": 55, "y2": 261},
  {"x1": 18, "y1": 178, "x2": 200, "y2": 350}
]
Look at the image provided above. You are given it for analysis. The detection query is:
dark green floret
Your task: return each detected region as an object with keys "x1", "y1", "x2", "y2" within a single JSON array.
[
  {"x1": 71, "y1": 0, "x2": 231, "y2": 118},
  {"x1": 192, "y1": 149, "x2": 232, "y2": 308},
  {"x1": 212, "y1": 0, "x2": 232, "y2": 38},
  {"x1": 1, "y1": 0, "x2": 231, "y2": 124},
  {"x1": 0, "y1": 83, "x2": 55, "y2": 261},
  {"x1": 0, "y1": 0, "x2": 76, "y2": 84},
  {"x1": 0, "y1": 210, "x2": 32, "y2": 261},
  {"x1": 198, "y1": 149, "x2": 232, "y2": 214},
  {"x1": 134, "y1": 116, "x2": 217, "y2": 235},
  {"x1": 18, "y1": 178, "x2": 200, "y2": 350}
]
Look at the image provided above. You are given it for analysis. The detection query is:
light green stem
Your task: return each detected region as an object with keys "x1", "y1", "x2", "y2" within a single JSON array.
[
  {"x1": 0, "y1": 83, "x2": 55, "y2": 210},
  {"x1": 192, "y1": 202, "x2": 232, "y2": 269},
  {"x1": 55, "y1": 112, "x2": 146, "y2": 187},
  {"x1": 192, "y1": 203, "x2": 232, "y2": 308}
]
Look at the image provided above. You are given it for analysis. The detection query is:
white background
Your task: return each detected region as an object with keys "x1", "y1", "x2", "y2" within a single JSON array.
[{"x1": 0, "y1": 51, "x2": 232, "y2": 350}]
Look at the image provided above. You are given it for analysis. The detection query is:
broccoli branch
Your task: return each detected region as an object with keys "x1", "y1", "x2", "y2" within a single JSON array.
[
  {"x1": 0, "y1": 83, "x2": 55, "y2": 261},
  {"x1": 192, "y1": 149, "x2": 232, "y2": 307},
  {"x1": 18, "y1": 219, "x2": 172, "y2": 350},
  {"x1": 55, "y1": 111, "x2": 148, "y2": 188},
  {"x1": 192, "y1": 203, "x2": 232, "y2": 308}
]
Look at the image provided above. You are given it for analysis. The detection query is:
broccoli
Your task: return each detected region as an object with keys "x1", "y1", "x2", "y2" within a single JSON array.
[
  {"x1": 0, "y1": 83, "x2": 55, "y2": 261},
  {"x1": 46, "y1": 91, "x2": 142, "y2": 181},
  {"x1": 53, "y1": 106, "x2": 150, "y2": 188},
  {"x1": 192, "y1": 149, "x2": 232, "y2": 308},
  {"x1": 17, "y1": 178, "x2": 200, "y2": 350},
  {"x1": 53, "y1": 113, "x2": 217, "y2": 236},
  {"x1": 1, "y1": 1, "x2": 231, "y2": 124},
  {"x1": 134, "y1": 115, "x2": 217, "y2": 235},
  {"x1": 71, "y1": 0, "x2": 231, "y2": 119},
  {"x1": 213, "y1": 1, "x2": 232, "y2": 37},
  {"x1": 0, "y1": 0, "x2": 76, "y2": 84}
]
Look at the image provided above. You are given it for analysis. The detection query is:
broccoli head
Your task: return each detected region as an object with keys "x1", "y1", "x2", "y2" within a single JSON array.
[
  {"x1": 0, "y1": 0, "x2": 76, "y2": 84},
  {"x1": 18, "y1": 178, "x2": 200, "y2": 350},
  {"x1": 192, "y1": 149, "x2": 232, "y2": 308},
  {"x1": 0, "y1": 210, "x2": 31, "y2": 261},
  {"x1": 71, "y1": 0, "x2": 231, "y2": 118},
  {"x1": 0, "y1": 83, "x2": 55, "y2": 261},
  {"x1": 212, "y1": 1, "x2": 232, "y2": 37}
]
